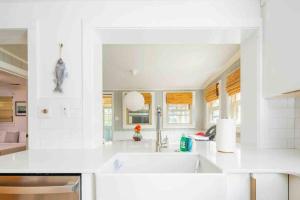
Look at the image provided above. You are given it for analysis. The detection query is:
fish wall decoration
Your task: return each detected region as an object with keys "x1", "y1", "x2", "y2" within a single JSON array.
[{"x1": 54, "y1": 43, "x2": 68, "y2": 93}]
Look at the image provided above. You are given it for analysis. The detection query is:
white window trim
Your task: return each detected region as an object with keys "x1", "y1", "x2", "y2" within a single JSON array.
[
  {"x1": 206, "y1": 99, "x2": 220, "y2": 128},
  {"x1": 122, "y1": 91, "x2": 156, "y2": 129},
  {"x1": 162, "y1": 91, "x2": 196, "y2": 129},
  {"x1": 227, "y1": 93, "x2": 241, "y2": 128}
]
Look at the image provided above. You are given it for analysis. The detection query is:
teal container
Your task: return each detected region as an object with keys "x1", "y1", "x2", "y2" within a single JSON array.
[
  {"x1": 187, "y1": 137, "x2": 193, "y2": 152},
  {"x1": 180, "y1": 134, "x2": 188, "y2": 152}
]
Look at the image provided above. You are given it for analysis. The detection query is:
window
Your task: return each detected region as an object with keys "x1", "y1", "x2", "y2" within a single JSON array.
[
  {"x1": 163, "y1": 91, "x2": 195, "y2": 128},
  {"x1": 226, "y1": 67, "x2": 241, "y2": 126},
  {"x1": 167, "y1": 104, "x2": 191, "y2": 124},
  {"x1": 127, "y1": 104, "x2": 151, "y2": 125},
  {"x1": 0, "y1": 96, "x2": 13, "y2": 122},
  {"x1": 229, "y1": 92, "x2": 241, "y2": 126},
  {"x1": 103, "y1": 94, "x2": 113, "y2": 141},
  {"x1": 207, "y1": 99, "x2": 220, "y2": 125},
  {"x1": 123, "y1": 92, "x2": 155, "y2": 129},
  {"x1": 103, "y1": 95, "x2": 113, "y2": 126}
]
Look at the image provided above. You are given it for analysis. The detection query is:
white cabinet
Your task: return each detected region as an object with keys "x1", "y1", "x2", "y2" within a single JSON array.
[
  {"x1": 262, "y1": 0, "x2": 300, "y2": 97},
  {"x1": 251, "y1": 173, "x2": 288, "y2": 200},
  {"x1": 226, "y1": 174, "x2": 250, "y2": 200},
  {"x1": 289, "y1": 175, "x2": 300, "y2": 200},
  {"x1": 82, "y1": 173, "x2": 95, "y2": 200}
]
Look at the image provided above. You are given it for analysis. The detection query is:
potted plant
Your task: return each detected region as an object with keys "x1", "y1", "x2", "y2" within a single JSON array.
[{"x1": 133, "y1": 124, "x2": 142, "y2": 141}]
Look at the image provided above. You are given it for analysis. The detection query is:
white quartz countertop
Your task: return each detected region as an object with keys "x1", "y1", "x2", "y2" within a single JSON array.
[
  {"x1": 194, "y1": 142, "x2": 300, "y2": 174},
  {"x1": 0, "y1": 140, "x2": 300, "y2": 174},
  {"x1": 0, "y1": 140, "x2": 157, "y2": 173}
]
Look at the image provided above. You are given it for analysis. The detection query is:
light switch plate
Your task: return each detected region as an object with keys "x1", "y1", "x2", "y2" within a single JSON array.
[{"x1": 61, "y1": 104, "x2": 70, "y2": 117}]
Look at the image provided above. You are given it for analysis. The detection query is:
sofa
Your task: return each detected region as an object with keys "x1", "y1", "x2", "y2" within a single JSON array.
[{"x1": 0, "y1": 131, "x2": 26, "y2": 155}]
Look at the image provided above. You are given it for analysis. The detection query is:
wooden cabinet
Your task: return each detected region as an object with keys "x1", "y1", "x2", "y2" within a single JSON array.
[{"x1": 289, "y1": 175, "x2": 300, "y2": 200}]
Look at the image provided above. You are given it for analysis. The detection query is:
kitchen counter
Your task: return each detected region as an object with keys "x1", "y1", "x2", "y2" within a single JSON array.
[
  {"x1": 194, "y1": 141, "x2": 300, "y2": 174},
  {"x1": 0, "y1": 140, "x2": 299, "y2": 174},
  {"x1": 0, "y1": 140, "x2": 159, "y2": 173}
]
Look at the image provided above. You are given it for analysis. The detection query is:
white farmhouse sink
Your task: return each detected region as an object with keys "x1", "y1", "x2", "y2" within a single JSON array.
[
  {"x1": 97, "y1": 153, "x2": 226, "y2": 200},
  {"x1": 100, "y1": 153, "x2": 221, "y2": 173}
]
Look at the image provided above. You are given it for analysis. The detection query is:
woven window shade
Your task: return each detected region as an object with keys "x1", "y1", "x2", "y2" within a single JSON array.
[
  {"x1": 166, "y1": 92, "x2": 193, "y2": 104},
  {"x1": 226, "y1": 68, "x2": 240, "y2": 96},
  {"x1": 204, "y1": 83, "x2": 219, "y2": 102},
  {"x1": 103, "y1": 95, "x2": 112, "y2": 108},
  {"x1": 141, "y1": 93, "x2": 152, "y2": 104},
  {"x1": 0, "y1": 96, "x2": 13, "y2": 122}
]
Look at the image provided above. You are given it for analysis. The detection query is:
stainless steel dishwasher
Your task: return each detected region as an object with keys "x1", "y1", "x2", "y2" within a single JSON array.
[{"x1": 0, "y1": 174, "x2": 80, "y2": 200}]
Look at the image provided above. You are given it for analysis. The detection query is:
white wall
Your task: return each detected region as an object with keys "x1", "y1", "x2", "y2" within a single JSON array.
[
  {"x1": 0, "y1": 0, "x2": 261, "y2": 149},
  {"x1": 240, "y1": 30, "x2": 261, "y2": 147},
  {"x1": 0, "y1": 85, "x2": 27, "y2": 133}
]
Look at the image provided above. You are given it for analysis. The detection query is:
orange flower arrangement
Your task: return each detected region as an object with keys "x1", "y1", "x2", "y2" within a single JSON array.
[
  {"x1": 134, "y1": 124, "x2": 141, "y2": 133},
  {"x1": 133, "y1": 124, "x2": 142, "y2": 141}
]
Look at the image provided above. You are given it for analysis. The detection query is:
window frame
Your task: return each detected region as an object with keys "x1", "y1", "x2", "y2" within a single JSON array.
[
  {"x1": 122, "y1": 91, "x2": 155, "y2": 129},
  {"x1": 103, "y1": 92, "x2": 114, "y2": 130},
  {"x1": 228, "y1": 92, "x2": 241, "y2": 127},
  {"x1": 206, "y1": 98, "x2": 220, "y2": 127},
  {"x1": 0, "y1": 96, "x2": 14, "y2": 123},
  {"x1": 162, "y1": 91, "x2": 196, "y2": 129}
]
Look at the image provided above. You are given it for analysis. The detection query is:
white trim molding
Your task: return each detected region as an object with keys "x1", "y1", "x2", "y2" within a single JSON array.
[{"x1": 0, "y1": 60, "x2": 27, "y2": 79}]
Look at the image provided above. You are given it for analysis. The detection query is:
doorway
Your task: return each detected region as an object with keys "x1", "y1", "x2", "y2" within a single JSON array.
[
  {"x1": 82, "y1": 27, "x2": 262, "y2": 147},
  {"x1": 0, "y1": 29, "x2": 28, "y2": 154}
]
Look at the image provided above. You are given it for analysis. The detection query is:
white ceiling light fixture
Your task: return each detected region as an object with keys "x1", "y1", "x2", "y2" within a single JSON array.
[
  {"x1": 124, "y1": 91, "x2": 145, "y2": 111},
  {"x1": 130, "y1": 69, "x2": 138, "y2": 76}
]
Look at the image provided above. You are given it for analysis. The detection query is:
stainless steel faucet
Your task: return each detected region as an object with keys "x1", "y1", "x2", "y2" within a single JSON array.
[{"x1": 155, "y1": 106, "x2": 168, "y2": 152}]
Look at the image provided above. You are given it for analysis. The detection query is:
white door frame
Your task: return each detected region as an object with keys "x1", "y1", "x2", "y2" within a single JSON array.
[
  {"x1": 82, "y1": 18, "x2": 263, "y2": 148},
  {"x1": 0, "y1": 21, "x2": 39, "y2": 149}
]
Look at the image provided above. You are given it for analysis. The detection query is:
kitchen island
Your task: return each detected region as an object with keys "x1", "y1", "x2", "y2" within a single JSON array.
[
  {"x1": 0, "y1": 140, "x2": 299, "y2": 200},
  {"x1": 0, "y1": 140, "x2": 299, "y2": 174}
]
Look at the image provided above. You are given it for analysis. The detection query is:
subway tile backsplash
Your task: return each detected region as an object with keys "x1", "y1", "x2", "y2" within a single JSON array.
[
  {"x1": 295, "y1": 98, "x2": 300, "y2": 149},
  {"x1": 263, "y1": 97, "x2": 297, "y2": 149}
]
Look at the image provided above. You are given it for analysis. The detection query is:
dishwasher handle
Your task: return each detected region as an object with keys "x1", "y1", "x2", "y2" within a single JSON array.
[{"x1": 0, "y1": 180, "x2": 79, "y2": 195}]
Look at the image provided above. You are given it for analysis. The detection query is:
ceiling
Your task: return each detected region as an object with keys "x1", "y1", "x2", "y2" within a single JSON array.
[
  {"x1": 0, "y1": 30, "x2": 28, "y2": 79},
  {"x1": 0, "y1": 44, "x2": 27, "y2": 60},
  {"x1": 0, "y1": 70, "x2": 27, "y2": 87},
  {"x1": 0, "y1": 29, "x2": 27, "y2": 45},
  {"x1": 98, "y1": 29, "x2": 241, "y2": 44},
  {"x1": 103, "y1": 44, "x2": 239, "y2": 90}
]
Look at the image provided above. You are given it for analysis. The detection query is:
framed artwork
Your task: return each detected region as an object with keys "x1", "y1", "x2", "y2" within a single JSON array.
[{"x1": 15, "y1": 101, "x2": 27, "y2": 116}]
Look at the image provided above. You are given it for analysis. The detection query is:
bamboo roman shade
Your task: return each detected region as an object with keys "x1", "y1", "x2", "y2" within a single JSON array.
[
  {"x1": 103, "y1": 95, "x2": 112, "y2": 108},
  {"x1": 0, "y1": 96, "x2": 13, "y2": 122},
  {"x1": 226, "y1": 68, "x2": 240, "y2": 96},
  {"x1": 166, "y1": 92, "x2": 193, "y2": 104},
  {"x1": 204, "y1": 83, "x2": 219, "y2": 102},
  {"x1": 141, "y1": 93, "x2": 152, "y2": 104}
]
